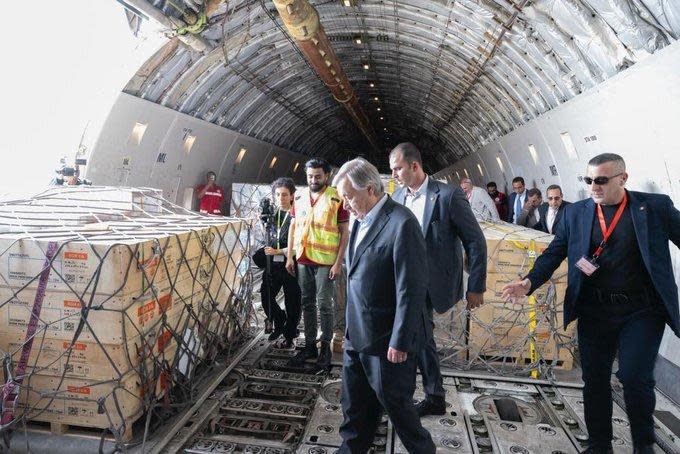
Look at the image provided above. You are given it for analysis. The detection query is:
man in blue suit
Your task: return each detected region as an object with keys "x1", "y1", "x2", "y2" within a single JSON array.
[
  {"x1": 334, "y1": 158, "x2": 435, "y2": 453},
  {"x1": 507, "y1": 176, "x2": 528, "y2": 223},
  {"x1": 503, "y1": 153, "x2": 680, "y2": 454},
  {"x1": 390, "y1": 143, "x2": 487, "y2": 417}
]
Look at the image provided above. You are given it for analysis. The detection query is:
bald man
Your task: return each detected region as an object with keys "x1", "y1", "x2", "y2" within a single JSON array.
[{"x1": 460, "y1": 178, "x2": 500, "y2": 222}]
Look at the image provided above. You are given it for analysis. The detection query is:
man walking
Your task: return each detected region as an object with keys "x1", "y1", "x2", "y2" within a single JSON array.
[
  {"x1": 287, "y1": 158, "x2": 349, "y2": 368},
  {"x1": 503, "y1": 153, "x2": 680, "y2": 453},
  {"x1": 334, "y1": 158, "x2": 435, "y2": 454},
  {"x1": 390, "y1": 142, "x2": 487, "y2": 417}
]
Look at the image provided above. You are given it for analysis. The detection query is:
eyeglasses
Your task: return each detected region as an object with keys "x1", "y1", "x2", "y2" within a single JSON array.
[
  {"x1": 547, "y1": 196, "x2": 561, "y2": 201},
  {"x1": 583, "y1": 173, "x2": 623, "y2": 185}
]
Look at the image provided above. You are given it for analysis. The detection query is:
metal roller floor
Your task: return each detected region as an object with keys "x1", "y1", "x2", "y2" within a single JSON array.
[{"x1": 175, "y1": 339, "x2": 680, "y2": 454}]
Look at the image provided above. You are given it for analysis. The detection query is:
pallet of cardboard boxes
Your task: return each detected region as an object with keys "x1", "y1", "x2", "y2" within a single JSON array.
[
  {"x1": 0, "y1": 187, "x2": 252, "y2": 440},
  {"x1": 436, "y1": 220, "x2": 575, "y2": 372}
]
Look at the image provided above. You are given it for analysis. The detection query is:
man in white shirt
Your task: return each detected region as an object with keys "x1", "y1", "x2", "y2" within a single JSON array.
[
  {"x1": 460, "y1": 178, "x2": 500, "y2": 221},
  {"x1": 507, "y1": 176, "x2": 527, "y2": 223},
  {"x1": 536, "y1": 184, "x2": 571, "y2": 234}
]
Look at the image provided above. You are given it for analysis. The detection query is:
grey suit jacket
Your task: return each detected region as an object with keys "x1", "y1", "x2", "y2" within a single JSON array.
[
  {"x1": 345, "y1": 197, "x2": 430, "y2": 355},
  {"x1": 393, "y1": 179, "x2": 487, "y2": 313}
]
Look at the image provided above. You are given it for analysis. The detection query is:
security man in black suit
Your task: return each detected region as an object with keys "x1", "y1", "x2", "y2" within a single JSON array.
[
  {"x1": 535, "y1": 184, "x2": 571, "y2": 234},
  {"x1": 503, "y1": 153, "x2": 680, "y2": 454},
  {"x1": 333, "y1": 158, "x2": 435, "y2": 454},
  {"x1": 390, "y1": 143, "x2": 487, "y2": 416}
]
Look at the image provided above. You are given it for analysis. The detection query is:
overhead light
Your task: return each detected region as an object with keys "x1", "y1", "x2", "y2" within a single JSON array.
[
  {"x1": 363, "y1": 63, "x2": 370, "y2": 70},
  {"x1": 355, "y1": 38, "x2": 362, "y2": 44},
  {"x1": 341, "y1": 0, "x2": 357, "y2": 6},
  {"x1": 374, "y1": 96, "x2": 379, "y2": 101},
  {"x1": 369, "y1": 83, "x2": 375, "y2": 87},
  {"x1": 380, "y1": 116, "x2": 384, "y2": 120},
  {"x1": 269, "y1": 156, "x2": 278, "y2": 169},
  {"x1": 383, "y1": 128, "x2": 388, "y2": 131},
  {"x1": 376, "y1": 107, "x2": 381, "y2": 111},
  {"x1": 293, "y1": 162, "x2": 300, "y2": 172}
]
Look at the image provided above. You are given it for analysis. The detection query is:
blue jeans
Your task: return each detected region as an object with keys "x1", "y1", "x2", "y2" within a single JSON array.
[{"x1": 577, "y1": 288, "x2": 666, "y2": 448}]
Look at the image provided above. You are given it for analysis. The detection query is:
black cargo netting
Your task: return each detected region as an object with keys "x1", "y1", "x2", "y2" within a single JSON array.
[{"x1": 0, "y1": 186, "x2": 256, "y2": 448}]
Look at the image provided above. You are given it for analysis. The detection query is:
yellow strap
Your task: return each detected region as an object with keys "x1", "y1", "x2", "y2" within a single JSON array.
[{"x1": 527, "y1": 238, "x2": 539, "y2": 378}]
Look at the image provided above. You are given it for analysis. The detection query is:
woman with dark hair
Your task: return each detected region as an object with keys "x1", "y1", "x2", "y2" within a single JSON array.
[{"x1": 254, "y1": 177, "x2": 301, "y2": 348}]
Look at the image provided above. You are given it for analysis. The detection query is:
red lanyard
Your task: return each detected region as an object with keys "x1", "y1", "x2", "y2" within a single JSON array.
[{"x1": 593, "y1": 191, "x2": 628, "y2": 260}]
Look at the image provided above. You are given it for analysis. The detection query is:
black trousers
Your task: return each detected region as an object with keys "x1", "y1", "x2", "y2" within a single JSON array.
[
  {"x1": 339, "y1": 348, "x2": 435, "y2": 454},
  {"x1": 577, "y1": 287, "x2": 666, "y2": 449},
  {"x1": 260, "y1": 261, "x2": 302, "y2": 340},
  {"x1": 417, "y1": 299, "x2": 445, "y2": 400}
]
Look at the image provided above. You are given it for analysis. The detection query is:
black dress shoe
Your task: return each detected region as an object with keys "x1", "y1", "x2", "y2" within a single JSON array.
[
  {"x1": 317, "y1": 341, "x2": 332, "y2": 369},
  {"x1": 581, "y1": 447, "x2": 613, "y2": 454},
  {"x1": 268, "y1": 324, "x2": 285, "y2": 341},
  {"x1": 277, "y1": 338, "x2": 294, "y2": 349},
  {"x1": 291, "y1": 345, "x2": 318, "y2": 365},
  {"x1": 633, "y1": 445, "x2": 655, "y2": 454},
  {"x1": 415, "y1": 397, "x2": 446, "y2": 417}
]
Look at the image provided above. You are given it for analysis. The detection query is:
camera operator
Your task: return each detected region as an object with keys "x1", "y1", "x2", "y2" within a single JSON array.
[
  {"x1": 51, "y1": 164, "x2": 91, "y2": 186},
  {"x1": 196, "y1": 171, "x2": 224, "y2": 215},
  {"x1": 253, "y1": 178, "x2": 301, "y2": 348}
]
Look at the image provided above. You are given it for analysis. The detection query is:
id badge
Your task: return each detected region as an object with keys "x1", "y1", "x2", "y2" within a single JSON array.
[
  {"x1": 273, "y1": 255, "x2": 285, "y2": 263},
  {"x1": 575, "y1": 256, "x2": 599, "y2": 276}
]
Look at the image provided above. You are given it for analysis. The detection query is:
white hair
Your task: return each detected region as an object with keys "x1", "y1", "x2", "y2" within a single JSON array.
[{"x1": 332, "y1": 158, "x2": 384, "y2": 195}]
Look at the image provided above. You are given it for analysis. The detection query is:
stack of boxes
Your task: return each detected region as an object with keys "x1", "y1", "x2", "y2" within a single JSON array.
[
  {"x1": 468, "y1": 221, "x2": 573, "y2": 369},
  {"x1": 434, "y1": 221, "x2": 575, "y2": 371},
  {"x1": 0, "y1": 188, "x2": 251, "y2": 438}
]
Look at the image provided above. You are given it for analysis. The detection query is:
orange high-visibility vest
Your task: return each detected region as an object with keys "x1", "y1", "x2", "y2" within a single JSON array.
[{"x1": 293, "y1": 186, "x2": 342, "y2": 265}]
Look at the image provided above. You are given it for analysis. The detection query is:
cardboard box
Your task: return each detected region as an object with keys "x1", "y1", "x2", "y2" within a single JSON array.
[
  {"x1": 479, "y1": 221, "x2": 568, "y2": 278},
  {"x1": 0, "y1": 221, "x2": 247, "y2": 297}
]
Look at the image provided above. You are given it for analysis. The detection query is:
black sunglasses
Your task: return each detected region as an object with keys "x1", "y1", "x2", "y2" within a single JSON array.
[{"x1": 583, "y1": 173, "x2": 623, "y2": 185}]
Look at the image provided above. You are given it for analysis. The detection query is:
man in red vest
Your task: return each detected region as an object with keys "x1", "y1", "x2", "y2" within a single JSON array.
[{"x1": 196, "y1": 171, "x2": 224, "y2": 215}]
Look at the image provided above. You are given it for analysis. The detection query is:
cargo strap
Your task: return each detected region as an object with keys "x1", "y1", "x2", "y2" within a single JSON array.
[
  {"x1": 526, "y1": 239, "x2": 539, "y2": 378},
  {"x1": 1, "y1": 241, "x2": 58, "y2": 426}
]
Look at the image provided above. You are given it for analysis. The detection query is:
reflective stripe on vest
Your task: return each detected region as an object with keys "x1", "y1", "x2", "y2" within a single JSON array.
[{"x1": 294, "y1": 186, "x2": 341, "y2": 265}]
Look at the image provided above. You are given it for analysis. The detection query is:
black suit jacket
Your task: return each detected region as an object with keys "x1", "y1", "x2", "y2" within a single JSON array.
[
  {"x1": 345, "y1": 197, "x2": 430, "y2": 355},
  {"x1": 526, "y1": 190, "x2": 680, "y2": 336},
  {"x1": 393, "y1": 179, "x2": 487, "y2": 313},
  {"x1": 535, "y1": 201, "x2": 571, "y2": 234}
]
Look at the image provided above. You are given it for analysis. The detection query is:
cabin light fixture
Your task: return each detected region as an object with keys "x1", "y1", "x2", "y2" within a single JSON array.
[
  {"x1": 235, "y1": 146, "x2": 247, "y2": 165},
  {"x1": 183, "y1": 134, "x2": 196, "y2": 154},
  {"x1": 129, "y1": 122, "x2": 148, "y2": 146},
  {"x1": 269, "y1": 156, "x2": 278, "y2": 169}
]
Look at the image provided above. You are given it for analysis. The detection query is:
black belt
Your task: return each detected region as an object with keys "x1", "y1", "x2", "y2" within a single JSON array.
[{"x1": 583, "y1": 286, "x2": 656, "y2": 305}]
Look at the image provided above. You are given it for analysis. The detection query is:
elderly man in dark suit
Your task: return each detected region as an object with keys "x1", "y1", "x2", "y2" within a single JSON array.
[
  {"x1": 535, "y1": 184, "x2": 571, "y2": 234},
  {"x1": 503, "y1": 153, "x2": 680, "y2": 454},
  {"x1": 333, "y1": 158, "x2": 435, "y2": 454},
  {"x1": 390, "y1": 142, "x2": 487, "y2": 417}
]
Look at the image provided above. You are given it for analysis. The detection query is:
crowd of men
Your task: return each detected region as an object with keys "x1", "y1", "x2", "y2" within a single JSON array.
[{"x1": 194, "y1": 148, "x2": 680, "y2": 454}]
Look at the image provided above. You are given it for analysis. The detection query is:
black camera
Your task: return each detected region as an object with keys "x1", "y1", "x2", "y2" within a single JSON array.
[{"x1": 259, "y1": 197, "x2": 276, "y2": 224}]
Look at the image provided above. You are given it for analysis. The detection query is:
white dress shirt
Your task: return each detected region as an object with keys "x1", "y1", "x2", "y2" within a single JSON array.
[
  {"x1": 353, "y1": 194, "x2": 388, "y2": 254},
  {"x1": 404, "y1": 176, "x2": 429, "y2": 229},
  {"x1": 546, "y1": 206, "x2": 558, "y2": 234}
]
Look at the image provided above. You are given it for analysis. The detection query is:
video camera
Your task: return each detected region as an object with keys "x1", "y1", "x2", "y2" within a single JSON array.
[{"x1": 259, "y1": 197, "x2": 276, "y2": 225}]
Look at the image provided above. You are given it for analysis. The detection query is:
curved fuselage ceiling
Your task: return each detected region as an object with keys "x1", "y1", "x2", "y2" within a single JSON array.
[{"x1": 116, "y1": 0, "x2": 679, "y2": 173}]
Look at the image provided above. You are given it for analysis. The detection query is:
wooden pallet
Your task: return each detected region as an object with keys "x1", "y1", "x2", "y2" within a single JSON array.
[{"x1": 21, "y1": 419, "x2": 134, "y2": 442}]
